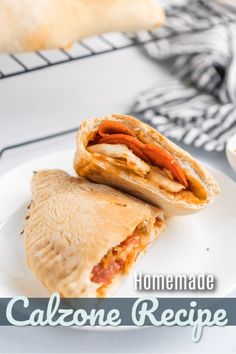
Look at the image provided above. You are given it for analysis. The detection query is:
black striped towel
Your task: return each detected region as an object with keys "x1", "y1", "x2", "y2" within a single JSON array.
[{"x1": 133, "y1": 0, "x2": 236, "y2": 151}]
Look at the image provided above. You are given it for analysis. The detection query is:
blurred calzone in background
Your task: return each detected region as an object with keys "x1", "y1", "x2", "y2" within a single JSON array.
[
  {"x1": 23, "y1": 170, "x2": 165, "y2": 297},
  {"x1": 0, "y1": 0, "x2": 164, "y2": 52},
  {"x1": 74, "y1": 114, "x2": 220, "y2": 216}
]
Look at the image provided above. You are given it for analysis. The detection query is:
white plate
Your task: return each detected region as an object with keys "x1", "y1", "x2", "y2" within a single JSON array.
[{"x1": 0, "y1": 149, "x2": 236, "y2": 298}]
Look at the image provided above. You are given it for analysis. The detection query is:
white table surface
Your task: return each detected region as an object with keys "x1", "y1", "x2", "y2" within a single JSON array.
[{"x1": 0, "y1": 46, "x2": 236, "y2": 354}]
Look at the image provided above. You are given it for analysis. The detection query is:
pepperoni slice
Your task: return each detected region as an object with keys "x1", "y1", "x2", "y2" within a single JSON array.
[
  {"x1": 98, "y1": 120, "x2": 136, "y2": 137},
  {"x1": 91, "y1": 260, "x2": 124, "y2": 284},
  {"x1": 144, "y1": 144, "x2": 188, "y2": 187},
  {"x1": 91, "y1": 121, "x2": 188, "y2": 186}
]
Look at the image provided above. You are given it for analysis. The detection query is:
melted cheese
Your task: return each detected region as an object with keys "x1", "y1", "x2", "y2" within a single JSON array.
[
  {"x1": 88, "y1": 144, "x2": 186, "y2": 193},
  {"x1": 147, "y1": 167, "x2": 185, "y2": 193},
  {"x1": 87, "y1": 143, "x2": 150, "y2": 176}
]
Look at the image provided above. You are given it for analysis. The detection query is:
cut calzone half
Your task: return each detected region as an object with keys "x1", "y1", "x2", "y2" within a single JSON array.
[
  {"x1": 74, "y1": 114, "x2": 220, "y2": 216},
  {"x1": 23, "y1": 170, "x2": 165, "y2": 297},
  {"x1": 0, "y1": 0, "x2": 164, "y2": 53}
]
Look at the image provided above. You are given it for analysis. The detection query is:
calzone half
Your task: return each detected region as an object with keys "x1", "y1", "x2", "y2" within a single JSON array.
[
  {"x1": 74, "y1": 114, "x2": 220, "y2": 216},
  {"x1": 23, "y1": 170, "x2": 165, "y2": 297},
  {"x1": 0, "y1": 0, "x2": 164, "y2": 52}
]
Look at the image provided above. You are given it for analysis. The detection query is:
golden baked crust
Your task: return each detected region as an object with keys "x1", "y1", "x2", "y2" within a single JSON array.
[
  {"x1": 23, "y1": 169, "x2": 164, "y2": 297},
  {"x1": 0, "y1": 0, "x2": 165, "y2": 52},
  {"x1": 74, "y1": 114, "x2": 220, "y2": 216}
]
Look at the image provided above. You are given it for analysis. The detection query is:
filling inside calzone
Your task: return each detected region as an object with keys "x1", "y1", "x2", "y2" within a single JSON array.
[
  {"x1": 91, "y1": 218, "x2": 163, "y2": 296},
  {"x1": 87, "y1": 120, "x2": 208, "y2": 203}
]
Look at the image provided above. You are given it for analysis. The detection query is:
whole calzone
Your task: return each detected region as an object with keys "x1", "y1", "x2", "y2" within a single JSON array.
[
  {"x1": 0, "y1": 0, "x2": 165, "y2": 52},
  {"x1": 23, "y1": 170, "x2": 165, "y2": 297}
]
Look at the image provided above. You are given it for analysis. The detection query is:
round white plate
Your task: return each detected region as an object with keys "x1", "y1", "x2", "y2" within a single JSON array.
[{"x1": 0, "y1": 149, "x2": 236, "y2": 298}]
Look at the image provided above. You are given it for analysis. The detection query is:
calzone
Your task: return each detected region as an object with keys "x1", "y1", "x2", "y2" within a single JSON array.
[
  {"x1": 74, "y1": 114, "x2": 220, "y2": 216},
  {"x1": 23, "y1": 170, "x2": 165, "y2": 297},
  {"x1": 0, "y1": 0, "x2": 164, "y2": 52}
]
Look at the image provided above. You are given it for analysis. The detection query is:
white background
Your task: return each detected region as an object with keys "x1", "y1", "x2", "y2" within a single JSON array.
[{"x1": 0, "y1": 46, "x2": 236, "y2": 353}]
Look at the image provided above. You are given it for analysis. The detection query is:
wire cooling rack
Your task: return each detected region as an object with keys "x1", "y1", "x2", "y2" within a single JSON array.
[
  {"x1": 0, "y1": 31, "x2": 156, "y2": 80},
  {"x1": 0, "y1": 31, "x2": 156, "y2": 157}
]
